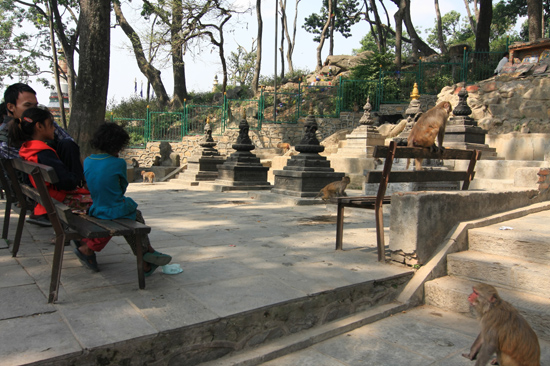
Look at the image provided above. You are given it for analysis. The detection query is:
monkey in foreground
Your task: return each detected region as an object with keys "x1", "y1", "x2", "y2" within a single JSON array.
[
  {"x1": 315, "y1": 176, "x2": 350, "y2": 202},
  {"x1": 141, "y1": 171, "x2": 155, "y2": 184},
  {"x1": 462, "y1": 283, "x2": 540, "y2": 366},
  {"x1": 406, "y1": 101, "x2": 452, "y2": 170}
]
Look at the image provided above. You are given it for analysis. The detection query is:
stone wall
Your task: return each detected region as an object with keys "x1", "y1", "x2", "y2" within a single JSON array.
[
  {"x1": 437, "y1": 75, "x2": 550, "y2": 134},
  {"x1": 120, "y1": 114, "x2": 362, "y2": 167},
  {"x1": 389, "y1": 187, "x2": 550, "y2": 265},
  {"x1": 486, "y1": 133, "x2": 550, "y2": 161}
]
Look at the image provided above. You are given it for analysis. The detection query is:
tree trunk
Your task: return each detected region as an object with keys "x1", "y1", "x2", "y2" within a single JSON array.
[
  {"x1": 434, "y1": 0, "x2": 447, "y2": 54},
  {"x1": 316, "y1": 0, "x2": 332, "y2": 70},
  {"x1": 50, "y1": 0, "x2": 78, "y2": 110},
  {"x1": 403, "y1": 0, "x2": 437, "y2": 57},
  {"x1": 46, "y1": 1, "x2": 68, "y2": 129},
  {"x1": 68, "y1": 0, "x2": 110, "y2": 158},
  {"x1": 329, "y1": 0, "x2": 336, "y2": 56},
  {"x1": 171, "y1": 0, "x2": 187, "y2": 109},
  {"x1": 527, "y1": 0, "x2": 543, "y2": 41},
  {"x1": 463, "y1": 0, "x2": 476, "y2": 33},
  {"x1": 251, "y1": 0, "x2": 262, "y2": 95},
  {"x1": 394, "y1": 0, "x2": 405, "y2": 69},
  {"x1": 283, "y1": 0, "x2": 299, "y2": 74},
  {"x1": 474, "y1": 0, "x2": 492, "y2": 52},
  {"x1": 368, "y1": 0, "x2": 387, "y2": 52},
  {"x1": 280, "y1": 3, "x2": 285, "y2": 79},
  {"x1": 113, "y1": 2, "x2": 170, "y2": 106}
]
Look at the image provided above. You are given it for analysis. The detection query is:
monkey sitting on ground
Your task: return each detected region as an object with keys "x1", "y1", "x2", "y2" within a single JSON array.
[
  {"x1": 277, "y1": 142, "x2": 291, "y2": 154},
  {"x1": 315, "y1": 176, "x2": 350, "y2": 202},
  {"x1": 141, "y1": 170, "x2": 155, "y2": 184},
  {"x1": 406, "y1": 101, "x2": 452, "y2": 170},
  {"x1": 462, "y1": 283, "x2": 540, "y2": 366},
  {"x1": 131, "y1": 158, "x2": 139, "y2": 168}
]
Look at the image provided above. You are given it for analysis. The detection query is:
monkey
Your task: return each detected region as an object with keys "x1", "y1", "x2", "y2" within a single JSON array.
[
  {"x1": 315, "y1": 176, "x2": 351, "y2": 202},
  {"x1": 462, "y1": 283, "x2": 540, "y2": 366},
  {"x1": 141, "y1": 170, "x2": 155, "y2": 184},
  {"x1": 277, "y1": 142, "x2": 291, "y2": 154},
  {"x1": 520, "y1": 123, "x2": 530, "y2": 134},
  {"x1": 131, "y1": 158, "x2": 139, "y2": 168},
  {"x1": 406, "y1": 101, "x2": 452, "y2": 170}
]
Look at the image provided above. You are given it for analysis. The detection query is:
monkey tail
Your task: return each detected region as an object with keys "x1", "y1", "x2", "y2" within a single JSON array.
[{"x1": 406, "y1": 158, "x2": 411, "y2": 170}]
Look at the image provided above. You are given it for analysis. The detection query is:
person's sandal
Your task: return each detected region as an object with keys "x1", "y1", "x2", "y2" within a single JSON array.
[
  {"x1": 143, "y1": 251, "x2": 172, "y2": 266},
  {"x1": 73, "y1": 247, "x2": 99, "y2": 272},
  {"x1": 144, "y1": 264, "x2": 159, "y2": 277}
]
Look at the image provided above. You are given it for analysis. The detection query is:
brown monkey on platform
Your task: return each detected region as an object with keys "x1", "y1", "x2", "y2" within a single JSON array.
[
  {"x1": 141, "y1": 170, "x2": 155, "y2": 184},
  {"x1": 315, "y1": 176, "x2": 350, "y2": 202},
  {"x1": 462, "y1": 283, "x2": 540, "y2": 366},
  {"x1": 406, "y1": 101, "x2": 452, "y2": 170}
]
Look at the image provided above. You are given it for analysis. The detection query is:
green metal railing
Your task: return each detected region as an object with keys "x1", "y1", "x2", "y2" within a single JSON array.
[{"x1": 115, "y1": 49, "x2": 507, "y2": 145}]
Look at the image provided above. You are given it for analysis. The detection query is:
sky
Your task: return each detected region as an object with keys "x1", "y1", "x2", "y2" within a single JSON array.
[{"x1": 15, "y1": 0, "x2": 487, "y2": 106}]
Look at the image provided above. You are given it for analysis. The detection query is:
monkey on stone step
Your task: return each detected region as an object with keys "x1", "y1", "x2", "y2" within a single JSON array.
[
  {"x1": 406, "y1": 101, "x2": 452, "y2": 170},
  {"x1": 315, "y1": 176, "x2": 350, "y2": 202},
  {"x1": 141, "y1": 170, "x2": 155, "y2": 184},
  {"x1": 462, "y1": 283, "x2": 540, "y2": 366}
]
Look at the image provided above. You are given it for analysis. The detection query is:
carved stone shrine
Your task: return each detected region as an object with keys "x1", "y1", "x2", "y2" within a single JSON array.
[
  {"x1": 177, "y1": 118, "x2": 226, "y2": 186},
  {"x1": 214, "y1": 110, "x2": 271, "y2": 191},
  {"x1": 272, "y1": 105, "x2": 345, "y2": 198}
]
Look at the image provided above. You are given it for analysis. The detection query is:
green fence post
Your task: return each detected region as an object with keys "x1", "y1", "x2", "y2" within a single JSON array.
[
  {"x1": 462, "y1": 47, "x2": 468, "y2": 84},
  {"x1": 182, "y1": 99, "x2": 186, "y2": 139},
  {"x1": 418, "y1": 58, "x2": 423, "y2": 94},
  {"x1": 145, "y1": 105, "x2": 150, "y2": 143},
  {"x1": 378, "y1": 64, "x2": 383, "y2": 107}
]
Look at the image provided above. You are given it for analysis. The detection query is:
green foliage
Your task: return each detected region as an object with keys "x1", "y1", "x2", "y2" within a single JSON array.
[
  {"x1": 107, "y1": 95, "x2": 164, "y2": 118},
  {"x1": 303, "y1": 0, "x2": 361, "y2": 42},
  {"x1": 228, "y1": 44, "x2": 257, "y2": 87},
  {"x1": 349, "y1": 52, "x2": 395, "y2": 80},
  {"x1": 0, "y1": 1, "x2": 48, "y2": 88},
  {"x1": 258, "y1": 68, "x2": 311, "y2": 87}
]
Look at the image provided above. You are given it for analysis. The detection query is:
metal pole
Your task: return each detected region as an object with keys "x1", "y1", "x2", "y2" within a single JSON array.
[{"x1": 274, "y1": 0, "x2": 278, "y2": 122}]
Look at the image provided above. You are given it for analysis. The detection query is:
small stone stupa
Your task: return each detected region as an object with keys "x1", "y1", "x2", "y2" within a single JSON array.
[
  {"x1": 177, "y1": 117, "x2": 226, "y2": 185},
  {"x1": 213, "y1": 109, "x2": 271, "y2": 191},
  {"x1": 272, "y1": 104, "x2": 345, "y2": 199},
  {"x1": 393, "y1": 82, "x2": 423, "y2": 146},
  {"x1": 444, "y1": 88, "x2": 497, "y2": 158}
]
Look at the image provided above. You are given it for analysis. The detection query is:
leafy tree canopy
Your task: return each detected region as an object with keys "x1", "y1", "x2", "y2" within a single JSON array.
[{"x1": 303, "y1": 0, "x2": 361, "y2": 42}]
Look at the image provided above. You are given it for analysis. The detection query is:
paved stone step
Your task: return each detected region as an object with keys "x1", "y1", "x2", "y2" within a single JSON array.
[
  {"x1": 469, "y1": 221, "x2": 550, "y2": 264},
  {"x1": 468, "y1": 178, "x2": 516, "y2": 191},
  {"x1": 199, "y1": 301, "x2": 408, "y2": 366},
  {"x1": 447, "y1": 250, "x2": 550, "y2": 297},
  {"x1": 456, "y1": 160, "x2": 546, "y2": 180},
  {"x1": 425, "y1": 276, "x2": 550, "y2": 340}
]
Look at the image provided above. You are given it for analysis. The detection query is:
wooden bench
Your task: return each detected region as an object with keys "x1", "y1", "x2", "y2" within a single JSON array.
[
  {"x1": 6, "y1": 159, "x2": 151, "y2": 303},
  {"x1": 336, "y1": 141, "x2": 481, "y2": 262}
]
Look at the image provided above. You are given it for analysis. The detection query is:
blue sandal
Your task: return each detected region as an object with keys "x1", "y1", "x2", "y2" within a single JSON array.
[
  {"x1": 73, "y1": 247, "x2": 99, "y2": 272},
  {"x1": 143, "y1": 251, "x2": 172, "y2": 266},
  {"x1": 144, "y1": 264, "x2": 159, "y2": 277}
]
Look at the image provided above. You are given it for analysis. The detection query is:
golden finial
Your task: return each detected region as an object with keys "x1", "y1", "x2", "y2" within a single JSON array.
[
  {"x1": 242, "y1": 107, "x2": 247, "y2": 119},
  {"x1": 410, "y1": 83, "x2": 420, "y2": 100}
]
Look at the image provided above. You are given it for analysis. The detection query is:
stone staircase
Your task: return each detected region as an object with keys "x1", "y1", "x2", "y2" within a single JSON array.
[{"x1": 424, "y1": 210, "x2": 550, "y2": 340}]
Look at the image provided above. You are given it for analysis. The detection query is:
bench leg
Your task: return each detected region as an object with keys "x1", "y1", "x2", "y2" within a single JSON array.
[
  {"x1": 136, "y1": 235, "x2": 145, "y2": 290},
  {"x1": 375, "y1": 206, "x2": 385, "y2": 262},
  {"x1": 11, "y1": 206, "x2": 26, "y2": 257},
  {"x1": 2, "y1": 197, "x2": 11, "y2": 240},
  {"x1": 335, "y1": 202, "x2": 345, "y2": 250},
  {"x1": 48, "y1": 234, "x2": 66, "y2": 303}
]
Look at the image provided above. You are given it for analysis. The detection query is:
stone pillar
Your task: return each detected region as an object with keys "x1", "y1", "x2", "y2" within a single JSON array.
[
  {"x1": 272, "y1": 105, "x2": 345, "y2": 199},
  {"x1": 177, "y1": 118, "x2": 226, "y2": 186},
  {"x1": 213, "y1": 110, "x2": 271, "y2": 191}
]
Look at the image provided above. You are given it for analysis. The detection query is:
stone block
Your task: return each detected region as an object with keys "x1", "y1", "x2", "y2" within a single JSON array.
[
  {"x1": 389, "y1": 189, "x2": 548, "y2": 264},
  {"x1": 514, "y1": 167, "x2": 542, "y2": 188}
]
